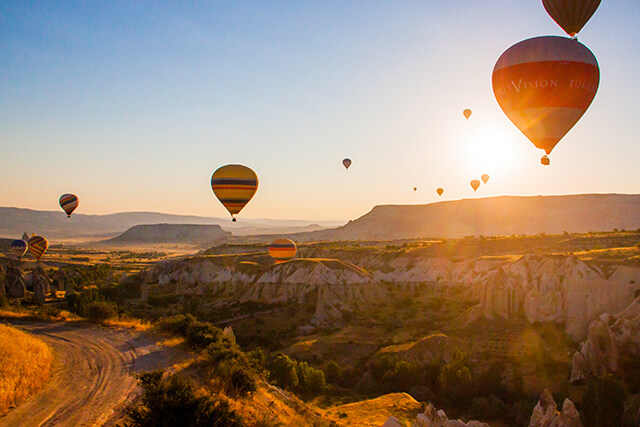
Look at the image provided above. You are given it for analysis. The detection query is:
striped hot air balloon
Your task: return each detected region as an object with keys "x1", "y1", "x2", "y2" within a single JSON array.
[
  {"x1": 492, "y1": 36, "x2": 599, "y2": 159},
  {"x1": 28, "y1": 235, "x2": 49, "y2": 261},
  {"x1": 211, "y1": 165, "x2": 258, "y2": 222},
  {"x1": 269, "y1": 239, "x2": 297, "y2": 262},
  {"x1": 59, "y1": 194, "x2": 79, "y2": 218},
  {"x1": 10, "y1": 239, "x2": 28, "y2": 260},
  {"x1": 543, "y1": 0, "x2": 601, "y2": 37}
]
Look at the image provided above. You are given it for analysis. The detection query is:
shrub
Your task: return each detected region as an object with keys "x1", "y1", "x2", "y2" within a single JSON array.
[
  {"x1": 270, "y1": 354, "x2": 298, "y2": 389},
  {"x1": 126, "y1": 371, "x2": 243, "y2": 427},
  {"x1": 86, "y1": 301, "x2": 118, "y2": 322},
  {"x1": 582, "y1": 374, "x2": 627, "y2": 427}
]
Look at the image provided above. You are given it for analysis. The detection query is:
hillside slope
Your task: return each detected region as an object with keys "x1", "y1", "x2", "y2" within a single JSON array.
[
  {"x1": 102, "y1": 224, "x2": 232, "y2": 245},
  {"x1": 295, "y1": 194, "x2": 640, "y2": 241}
]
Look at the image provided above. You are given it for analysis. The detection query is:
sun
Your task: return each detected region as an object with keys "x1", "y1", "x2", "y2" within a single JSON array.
[{"x1": 459, "y1": 121, "x2": 524, "y2": 177}]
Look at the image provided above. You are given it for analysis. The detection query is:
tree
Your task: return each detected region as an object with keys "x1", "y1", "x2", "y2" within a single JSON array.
[{"x1": 270, "y1": 354, "x2": 298, "y2": 389}]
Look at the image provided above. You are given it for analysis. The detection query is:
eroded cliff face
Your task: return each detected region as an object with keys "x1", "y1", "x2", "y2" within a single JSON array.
[
  {"x1": 141, "y1": 254, "x2": 640, "y2": 339},
  {"x1": 570, "y1": 296, "x2": 640, "y2": 382}
]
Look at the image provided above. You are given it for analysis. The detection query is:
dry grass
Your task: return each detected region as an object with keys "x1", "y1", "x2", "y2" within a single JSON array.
[
  {"x1": 0, "y1": 324, "x2": 53, "y2": 415},
  {"x1": 103, "y1": 316, "x2": 152, "y2": 331},
  {"x1": 321, "y1": 392, "x2": 422, "y2": 426}
]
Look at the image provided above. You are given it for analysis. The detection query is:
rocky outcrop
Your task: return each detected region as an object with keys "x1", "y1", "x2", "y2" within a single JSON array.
[
  {"x1": 0, "y1": 264, "x2": 5, "y2": 298},
  {"x1": 5, "y1": 263, "x2": 26, "y2": 298},
  {"x1": 468, "y1": 255, "x2": 640, "y2": 341},
  {"x1": 406, "y1": 402, "x2": 488, "y2": 426},
  {"x1": 528, "y1": 389, "x2": 583, "y2": 427},
  {"x1": 32, "y1": 267, "x2": 51, "y2": 305},
  {"x1": 570, "y1": 296, "x2": 640, "y2": 382}
]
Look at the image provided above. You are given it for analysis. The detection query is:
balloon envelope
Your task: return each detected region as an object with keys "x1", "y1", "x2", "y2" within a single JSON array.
[
  {"x1": 436, "y1": 188, "x2": 444, "y2": 196},
  {"x1": 492, "y1": 36, "x2": 599, "y2": 155},
  {"x1": 210, "y1": 165, "x2": 258, "y2": 220},
  {"x1": 27, "y1": 235, "x2": 48, "y2": 261},
  {"x1": 543, "y1": 0, "x2": 601, "y2": 37},
  {"x1": 481, "y1": 174, "x2": 490, "y2": 184},
  {"x1": 413, "y1": 187, "x2": 417, "y2": 192},
  {"x1": 59, "y1": 194, "x2": 79, "y2": 218},
  {"x1": 470, "y1": 180, "x2": 481, "y2": 192},
  {"x1": 269, "y1": 239, "x2": 297, "y2": 261},
  {"x1": 10, "y1": 239, "x2": 28, "y2": 259},
  {"x1": 463, "y1": 109, "x2": 472, "y2": 119},
  {"x1": 342, "y1": 158, "x2": 352, "y2": 169}
]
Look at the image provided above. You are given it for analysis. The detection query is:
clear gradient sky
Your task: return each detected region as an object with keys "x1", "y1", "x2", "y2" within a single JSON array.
[{"x1": 1, "y1": 1, "x2": 639, "y2": 221}]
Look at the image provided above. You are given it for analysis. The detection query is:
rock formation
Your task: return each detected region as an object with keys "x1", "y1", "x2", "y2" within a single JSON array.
[
  {"x1": 528, "y1": 389, "x2": 583, "y2": 427},
  {"x1": 32, "y1": 266, "x2": 51, "y2": 305},
  {"x1": 400, "y1": 402, "x2": 488, "y2": 427},
  {"x1": 5, "y1": 263, "x2": 26, "y2": 298},
  {"x1": 570, "y1": 296, "x2": 640, "y2": 382}
]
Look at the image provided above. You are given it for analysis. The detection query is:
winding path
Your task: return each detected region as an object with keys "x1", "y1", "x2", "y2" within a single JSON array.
[{"x1": 0, "y1": 321, "x2": 187, "y2": 427}]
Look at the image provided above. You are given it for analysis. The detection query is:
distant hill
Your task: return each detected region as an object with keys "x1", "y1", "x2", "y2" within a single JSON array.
[
  {"x1": 289, "y1": 194, "x2": 640, "y2": 241},
  {"x1": 0, "y1": 207, "x2": 339, "y2": 240},
  {"x1": 102, "y1": 224, "x2": 232, "y2": 245}
]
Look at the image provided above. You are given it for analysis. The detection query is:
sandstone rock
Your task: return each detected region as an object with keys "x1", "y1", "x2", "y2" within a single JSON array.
[
  {"x1": 222, "y1": 326, "x2": 236, "y2": 344},
  {"x1": 0, "y1": 264, "x2": 5, "y2": 298},
  {"x1": 570, "y1": 296, "x2": 640, "y2": 382},
  {"x1": 411, "y1": 402, "x2": 488, "y2": 427},
  {"x1": 5, "y1": 263, "x2": 26, "y2": 298},
  {"x1": 382, "y1": 416, "x2": 403, "y2": 427},
  {"x1": 32, "y1": 267, "x2": 51, "y2": 305},
  {"x1": 528, "y1": 389, "x2": 583, "y2": 427}
]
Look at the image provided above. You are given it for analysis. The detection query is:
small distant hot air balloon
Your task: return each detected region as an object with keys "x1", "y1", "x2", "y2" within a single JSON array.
[
  {"x1": 22, "y1": 232, "x2": 29, "y2": 241},
  {"x1": 436, "y1": 188, "x2": 444, "y2": 196},
  {"x1": 211, "y1": 165, "x2": 258, "y2": 222},
  {"x1": 463, "y1": 109, "x2": 472, "y2": 119},
  {"x1": 28, "y1": 235, "x2": 49, "y2": 261},
  {"x1": 492, "y1": 36, "x2": 599, "y2": 161},
  {"x1": 541, "y1": 155, "x2": 550, "y2": 166},
  {"x1": 481, "y1": 174, "x2": 490, "y2": 184},
  {"x1": 269, "y1": 239, "x2": 297, "y2": 262},
  {"x1": 59, "y1": 194, "x2": 79, "y2": 218},
  {"x1": 10, "y1": 239, "x2": 28, "y2": 260},
  {"x1": 543, "y1": 0, "x2": 601, "y2": 37},
  {"x1": 342, "y1": 158, "x2": 352, "y2": 169},
  {"x1": 470, "y1": 180, "x2": 480, "y2": 192},
  {"x1": 413, "y1": 187, "x2": 417, "y2": 192}
]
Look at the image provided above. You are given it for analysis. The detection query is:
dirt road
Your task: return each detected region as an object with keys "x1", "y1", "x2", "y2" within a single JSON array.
[{"x1": 0, "y1": 321, "x2": 188, "y2": 427}]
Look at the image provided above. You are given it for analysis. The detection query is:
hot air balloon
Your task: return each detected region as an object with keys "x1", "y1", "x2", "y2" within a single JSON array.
[
  {"x1": 413, "y1": 187, "x2": 417, "y2": 192},
  {"x1": 481, "y1": 174, "x2": 490, "y2": 184},
  {"x1": 541, "y1": 155, "x2": 550, "y2": 166},
  {"x1": 269, "y1": 239, "x2": 297, "y2": 262},
  {"x1": 22, "y1": 232, "x2": 29, "y2": 241},
  {"x1": 210, "y1": 165, "x2": 258, "y2": 222},
  {"x1": 10, "y1": 239, "x2": 28, "y2": 260},
  {"x1": 463, "y1": 109, "x2": 472, "y2": 119},
  {"x1": 59, "y1": 194, "x2": 79, "y2": 218},
  {"x1": 470, "y1": 180, "x2": 480, "y2": 192},
  {"x1": 27, "y1": 235, "x2": 48, "y2": 261},
  {"x1": 492, "y1": 36, "x2": 599, "y2": 160},
  {"x1": 342, "y1": 158, "x2": 352, "y2": 169},
  {"x1": 543, "y1": 0, "x2": 601, "y2": 37},
  {"x1": 436, "y1": 188, "x2": 444, "y2": 196}
]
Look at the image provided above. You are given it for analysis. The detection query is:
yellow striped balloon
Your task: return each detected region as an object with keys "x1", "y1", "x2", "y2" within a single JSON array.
[
  {"x1": 28, "y1": 235, "x2": 49, "y2": 261},
  {"x1": 211, "y1": 164, "x2": 258, "y2": 222},
  {"x1": 269, "y1": 239, "x2": 297, "y2": 262},
  {"x1": 59, "y1": 194, "x2": 79, "y2": 218}
]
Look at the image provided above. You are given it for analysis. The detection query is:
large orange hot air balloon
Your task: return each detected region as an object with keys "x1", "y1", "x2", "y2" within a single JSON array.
[
  {"x1": 342, "y1": 158, "x2": 352, "y2": 169},
  {"x1": 481, "y1": 174, "x2": 489, "y2": 184},
  {"x1": 543, "y1": 0, "x2": 601, "y2": 37},
  {"x1": 470, "y1": 180, "x2": 480, "y2": 192},
  {"x1": 436, "y1": 188, "x2": 444, "y2": 196},
  {"x1": 211, "y1": 165, "x2": 258, "y2": 222},
  {"x1": 269, "y1": 239, "x2": 297, "y2": 262},
  {"x1": 463, "y1": 109, "x2": 472, "y2": 119},
  {"x1": 492, "y1": 36, "x2": 599, "y2": 158},
  {"x1": 59, "y1": 194, "x2": 79, "y2": 218},
  {"x1": 28, "y1": 235, "x2": 49, "y2": 261}
]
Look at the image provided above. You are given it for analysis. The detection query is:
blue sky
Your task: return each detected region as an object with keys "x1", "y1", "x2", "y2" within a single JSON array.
[{"x1": 1, "y1": 1, "x2": 639, "y2": 220}]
